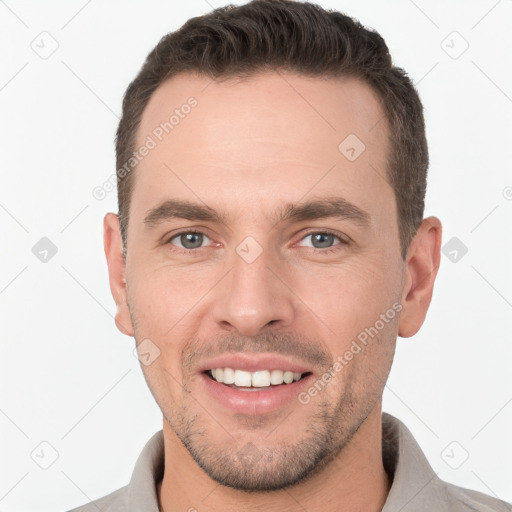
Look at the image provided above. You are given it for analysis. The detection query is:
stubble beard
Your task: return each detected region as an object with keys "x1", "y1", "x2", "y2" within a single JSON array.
[{"x1": 160, "y1": 378, "x2": 378, "y2": 492}]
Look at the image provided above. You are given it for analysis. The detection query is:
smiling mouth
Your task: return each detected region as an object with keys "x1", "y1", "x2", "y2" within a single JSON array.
[{"x1": 204, "y1": 368, "x2": 313, "y2": 390}]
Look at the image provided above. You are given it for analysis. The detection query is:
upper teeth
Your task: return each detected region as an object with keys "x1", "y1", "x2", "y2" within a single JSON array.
[{"x1": 210, "y1": 368, "x2": 303, "y2": 387}]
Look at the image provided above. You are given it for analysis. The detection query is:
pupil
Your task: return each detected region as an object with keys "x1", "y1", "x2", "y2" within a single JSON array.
[
  {"x1": 313, "y1": 233, "x2": 333, "y2": 248},
  {"x1": 182, "y1": 233, "x2": 202, "y2": 249}
]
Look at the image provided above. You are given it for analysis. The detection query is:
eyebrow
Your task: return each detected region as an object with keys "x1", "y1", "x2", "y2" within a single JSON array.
[{"x1": 143, "y1": 197, "x2": 372, "y2": 229}]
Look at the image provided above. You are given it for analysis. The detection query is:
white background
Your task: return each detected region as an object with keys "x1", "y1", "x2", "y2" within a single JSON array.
[{"x1": 0, "y1": 1, "x2": 511, "y2": 510}]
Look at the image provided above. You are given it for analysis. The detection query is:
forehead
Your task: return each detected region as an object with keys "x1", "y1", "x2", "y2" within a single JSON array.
[
  {"x1": 136, "y1": 71, "x2": 388, "y2": 157},
  {"x1": 131, "y1": 71, "x2": 394, "y2": 230}
]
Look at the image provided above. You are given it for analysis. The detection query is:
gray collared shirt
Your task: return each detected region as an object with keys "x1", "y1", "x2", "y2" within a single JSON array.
[{"x1": 67, "y1": 412, "x2": 512, "y2": 511}]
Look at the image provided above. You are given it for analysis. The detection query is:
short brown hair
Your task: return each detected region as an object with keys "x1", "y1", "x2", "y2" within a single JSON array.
[{"x1": 115, "y1": 0, "x2": 428, "y2": 259}]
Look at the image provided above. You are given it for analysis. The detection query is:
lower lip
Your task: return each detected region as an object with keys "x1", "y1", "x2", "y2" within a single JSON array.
[{"x1": 199, "y1": 373, "x2": 314, "y2": 415}]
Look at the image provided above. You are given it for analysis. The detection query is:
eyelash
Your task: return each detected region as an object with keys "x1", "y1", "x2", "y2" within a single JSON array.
[{"x1": 165, "y1": 229, "x2": 348, "y2": 255}]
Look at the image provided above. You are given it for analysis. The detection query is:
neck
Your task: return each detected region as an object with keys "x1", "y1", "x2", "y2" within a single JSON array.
[{"x1": 157, "y1": 403, "x2": 391, "y2": 512}]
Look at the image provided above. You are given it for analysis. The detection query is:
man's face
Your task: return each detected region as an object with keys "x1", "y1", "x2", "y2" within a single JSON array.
[{"x1": 120, "y1": 72, "x2": 405, "y2": 490}]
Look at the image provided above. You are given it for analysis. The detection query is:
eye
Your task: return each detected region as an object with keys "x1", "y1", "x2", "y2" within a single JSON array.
[
  {"x1": 167, "y1": 231, "x2": 211, "y2": 251},
  {"x1": 165, "y1": 229, "x2": 348, "y2": 255},
  {"x1": 297, "y1": 230, "x2": 347, "y2": 253}
]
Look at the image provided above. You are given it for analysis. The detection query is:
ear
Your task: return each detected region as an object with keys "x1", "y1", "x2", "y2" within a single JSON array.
[
  {"x1": 103, "y1": 212, "x2": 134, "y2": 337},
  {"x1": 398, "y1": 216, "x2": 442, "y2": 338}
]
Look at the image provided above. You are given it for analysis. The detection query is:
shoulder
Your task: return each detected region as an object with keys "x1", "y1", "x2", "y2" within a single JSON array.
[
  {"x1": 65, "y1": 484, "x2": 128, "y2": 512},
  {"x1": 443, "y1": 480, "x2": 512, "y2": 512},
  {"x1": 381, "y1": 412, "x2": 511, "y2": 512}
]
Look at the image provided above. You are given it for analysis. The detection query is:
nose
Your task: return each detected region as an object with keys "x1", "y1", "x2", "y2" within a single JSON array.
[{"x1": 211, "y1": 240, "x2": 296, "y2": 337}]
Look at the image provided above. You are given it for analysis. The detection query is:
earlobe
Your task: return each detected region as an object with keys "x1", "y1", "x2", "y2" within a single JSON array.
[
  {"x1": 398, "y1": 216, "x2": 442, "y2": 338},
  {"x1": 103, "y1": 213, "x2": 134, "y2": 337}
]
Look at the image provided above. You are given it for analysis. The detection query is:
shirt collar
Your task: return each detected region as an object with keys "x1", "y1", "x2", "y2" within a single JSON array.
[
  {"x1": 126, "y1": 412, "x2": 452, "y2": 511},
  {"x1": 381, "y1": 412, "x2": 451, "y2": 511},
  {"x1": 127, "y1": 428, "x2": 164, "y2": 511}
]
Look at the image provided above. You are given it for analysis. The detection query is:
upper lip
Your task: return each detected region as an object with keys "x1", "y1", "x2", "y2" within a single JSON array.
[{"x1": 197, "y1": 353, "x2": 313, "y2": 374}]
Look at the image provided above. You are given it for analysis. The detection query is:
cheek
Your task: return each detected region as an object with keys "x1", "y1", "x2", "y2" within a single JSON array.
[
  {"x1": 127, "y1": 263, "x2": 209, "y2": 336},
  {"x1": 296, "y1": 258, "x2": 395, "y2": 335}
]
